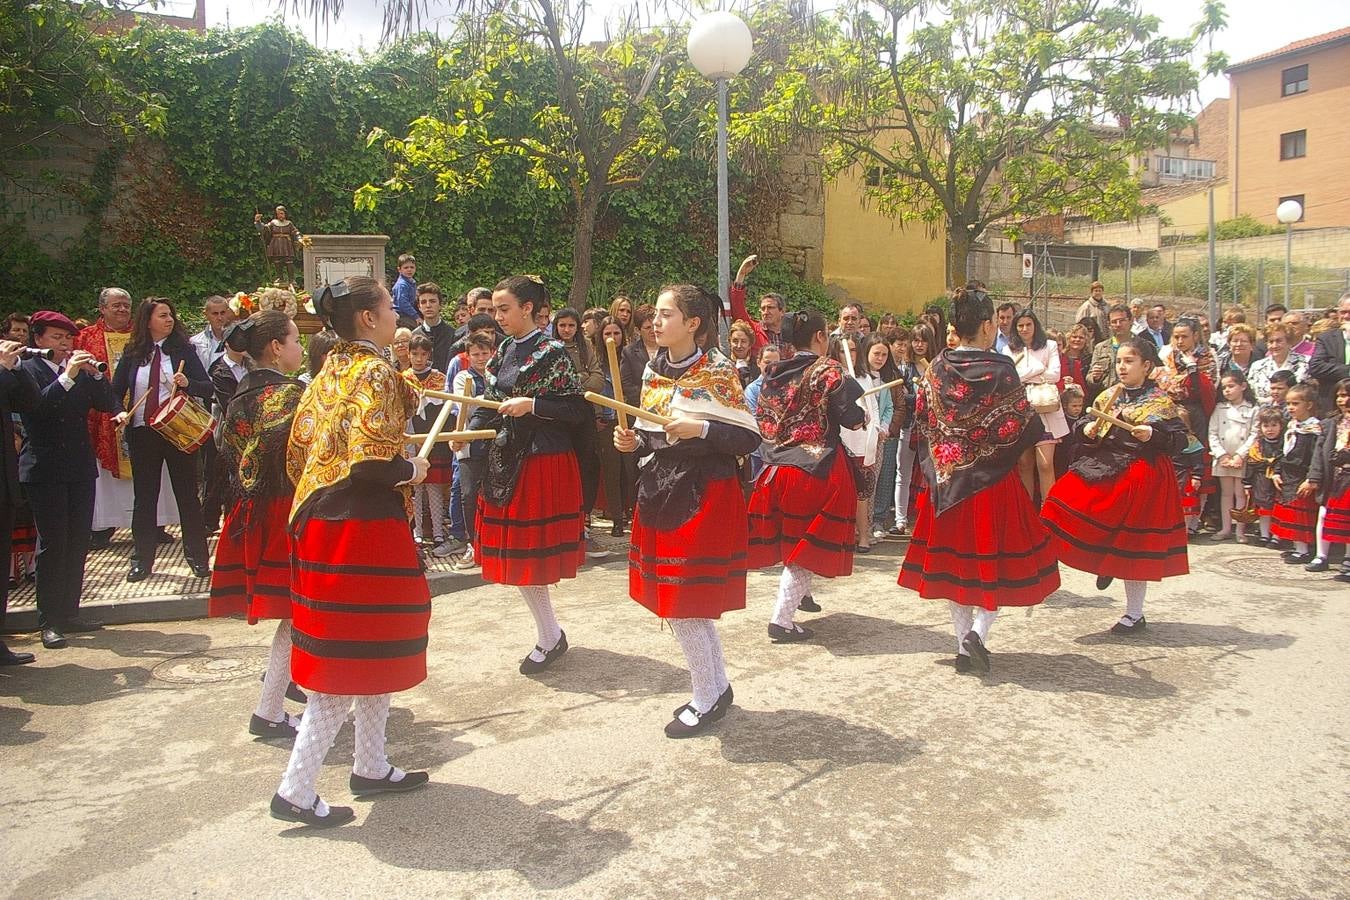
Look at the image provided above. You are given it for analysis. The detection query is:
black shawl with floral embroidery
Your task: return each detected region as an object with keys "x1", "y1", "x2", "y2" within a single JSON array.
[{"x1": 916, "y1": 349, "x2": 1042, "y2": 515}]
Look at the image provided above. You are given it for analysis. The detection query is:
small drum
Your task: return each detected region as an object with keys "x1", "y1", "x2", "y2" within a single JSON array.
[{"x1": 149, "y1": 392, "x2": 217, "y2": 453}]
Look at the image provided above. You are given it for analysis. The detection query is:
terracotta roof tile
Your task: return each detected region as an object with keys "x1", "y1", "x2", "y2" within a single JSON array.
[{"x1": 1226, "y1": 26, "x2": 1350, "y2": 71}]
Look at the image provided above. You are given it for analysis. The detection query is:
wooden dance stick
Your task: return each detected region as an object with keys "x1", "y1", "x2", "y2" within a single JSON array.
[
  {"x1": 455, "y1": 378, "x2": 473, "y2": 432},
  {"x1": 1086, "y1": 406, "x2": 1136, "y2": 432},
  {"x1": 860, "y1": 376, "x2": 907, "y2": 398},
  {"x1": 417, "y1": 396, "x2": 457, "y2": 459},
  {"x1": 840, "y1": 336, "x2": 856, "y2": 376},
  {"x1": 605, "y1": 337, "x2": 628, "y2": 429},
  {"x1": 584, "y1": 391, "x2": 673, "y2": 427},
  {"x1": 404, "y1": 429, "x2": 497, "y2": 444},
  {"x1": 421, "y1": 388, "x2": 502, "y2": 411},
  {"x1": 124, "y1": 360, "x2": 186, "y2": 421}
]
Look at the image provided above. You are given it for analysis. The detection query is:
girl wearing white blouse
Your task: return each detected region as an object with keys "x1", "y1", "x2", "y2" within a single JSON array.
[
  {"x1": 1208, "y1": 371, "x2": 1258, "y2": 542},
  {"x1": 1005, "y1": 309, "x2": 1068, "y2": 502}
]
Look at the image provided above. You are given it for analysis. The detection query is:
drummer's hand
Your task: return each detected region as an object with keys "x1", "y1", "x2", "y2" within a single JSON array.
[
  {"x1": 498, "y1": 397, "x2": 534, "y2": 417},
  {"x1": 1129, "y1": 424, "x2": 1153, "y2": 443},
  {"x1": 614, "y1": 426, "x2": 638, "y2": 452},
  {"x1": 402, "y1": 456, "x2": 430, "y2": 486},
  {"x1": 663, "y1": 417, "x2": 704, "y2": 442},
  {"x1": 64, "y1": 350, "x2": 98, "y2": 379},
  {"x1": 171, "y1": 372, "x2": 188, "y2": 389},
  {"x1": 112, "y1": 411, "x2": 130, "y2": 427},
  {"x1": 0, "y1": 340, "x2": 21, "y2": 371}
]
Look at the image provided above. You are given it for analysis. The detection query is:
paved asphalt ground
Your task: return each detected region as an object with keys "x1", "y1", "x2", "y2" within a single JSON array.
[{"x1": 2, "y1": 538, "x2": 1347, "y2": 898}]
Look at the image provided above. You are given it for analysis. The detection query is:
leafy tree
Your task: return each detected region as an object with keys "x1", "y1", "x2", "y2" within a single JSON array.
[{"x1": 749, "y1": 0, "x2": 1229, "y2": 285}]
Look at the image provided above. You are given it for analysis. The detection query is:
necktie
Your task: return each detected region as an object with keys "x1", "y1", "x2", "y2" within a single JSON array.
[{"x1": 146, "y1": 346, "x2": 163, "y2": 422}]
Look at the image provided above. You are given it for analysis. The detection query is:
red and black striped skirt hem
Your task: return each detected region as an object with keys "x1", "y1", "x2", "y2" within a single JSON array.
[
  {"x1": 288, "y1": 514, "x2": 430, "y2": 695},
  {"x1": 1324, "y1": 488, "x2": 1350, "y2": 545},
  {"x1": 209, "y1": 496, "x2": 293, "y2": 623},
  {"x1": 1271, "y1": 494, "x2": 1317, "y2": 543},
  {"x1": 476, "y1": 452, "x2": 584, "y2": 586},
  {"x1": 1041, "y1": 455, "x2": 1189, "y2": 581},
  {"x1": 899, "y1": 471, "x2": 1059, "y2": 610},
  {"x1": 747, "y1": 452, "x2": 855, "y2": 578},
  {"x1": 629, "y1": 475, "x2": 747, "y2": 619}
]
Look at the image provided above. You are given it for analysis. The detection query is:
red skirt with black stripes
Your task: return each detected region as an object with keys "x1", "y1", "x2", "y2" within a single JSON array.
[
  {"x1": 1042, "y1": 455, "x2": 1189, "y2": 581},
  {"x1": 476, "y1": 452, "x2": 585, "y2": 586},
  {"x1": 629, "y1": 475, "x2": 747, "y2": 619},
  {"x1": 1324, "y1": 487, "x2": 1350, "y2": 545},
  {"x1": 288, "y1": 513, "x2": 431, "y2": 695},
  {"x1": 899, "y1": 470, "x2": 1060, "y2": 610},
  {"x1": 1271, "y1": 494, "x2": 1318, "y2": 543},
  {"x1": 748, "y1": 451, "x2": 856, "y2": 578},
  {"x1": 209, "y1": 496, "x2": 293, "y2": 624}
]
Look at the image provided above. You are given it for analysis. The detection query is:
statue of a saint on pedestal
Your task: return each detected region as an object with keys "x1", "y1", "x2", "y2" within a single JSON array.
[{"x1": 253, "y1": 205, "x2": 302, "y2": 285}]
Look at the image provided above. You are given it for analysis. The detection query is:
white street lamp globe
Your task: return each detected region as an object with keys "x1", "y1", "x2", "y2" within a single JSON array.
[
  {"x1": 1276, "y1": 199, "x2": 1303, "y2": 224},
  {"x1": 687, "y1": 11, "x2": 753, "y2": 79}
]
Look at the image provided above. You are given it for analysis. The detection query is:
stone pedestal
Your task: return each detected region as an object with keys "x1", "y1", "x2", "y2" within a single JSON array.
[{"x1": 302, "y1": 234, "x2": 390, "y2": 293}]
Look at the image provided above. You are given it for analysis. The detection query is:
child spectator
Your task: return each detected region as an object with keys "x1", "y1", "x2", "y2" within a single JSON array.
[
  {"x1": 1304, "y1": 378, "x2": 1350, "y2": 579},
  {"x1": 1054, "y1": 384, "x2": 1086, "y2": 478},
  {"x1": 1242, "y1": 407, "x2": 1285, "y2": 547},
  {"x1": 448, "y1": 332, "x2": 496, "y2": 571},
  {"x1": 1270, "y1": 383, "x2": 1322, "y2": 563},
  {"x1": 1208, "y1": 371, "x2": 1257, "y2": 542},
  {"x1": 404, "y1": 334, "x2": 456, "y2": 557}
]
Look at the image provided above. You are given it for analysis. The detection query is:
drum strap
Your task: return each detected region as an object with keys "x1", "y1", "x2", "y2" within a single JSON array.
[{"x1": 147, "y1": 346, "x2": 163, "y2": 420}]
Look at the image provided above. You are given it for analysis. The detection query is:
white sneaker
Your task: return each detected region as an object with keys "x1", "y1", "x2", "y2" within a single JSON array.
[
  {"x1": 872, "y1": 528, "x2": 887, "y2": 540},
  {"x1": 452, "y1": 547, "x2": 478, "y2": 571}
]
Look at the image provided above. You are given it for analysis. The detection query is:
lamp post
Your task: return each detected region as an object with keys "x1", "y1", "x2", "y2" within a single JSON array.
[
  {"x1": 687, "y1": 11, "x2": 753, "y2": 340},
  {"x1": 1276, "y1": 199, "x2": 1303, "y2": 310}
]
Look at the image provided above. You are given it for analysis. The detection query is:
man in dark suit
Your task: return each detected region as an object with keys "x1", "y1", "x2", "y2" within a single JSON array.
[
  {"x1": 1142, "y1": 303, "x2": 1174, "y2": 349},
  {"x1": 18, "y1": 312, "x2": 119, "y2": 649},
  {"x1": 0, "y1": 338, "x2": 40, "y2": 664},
  {"x1": 1308, "y1": 293, "x2": 1350, "y2": 412}
]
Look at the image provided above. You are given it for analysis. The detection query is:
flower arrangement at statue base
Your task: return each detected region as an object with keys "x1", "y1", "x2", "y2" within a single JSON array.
[{"x1": 228, "y1": 284, "x2": 317, "y2": 319}]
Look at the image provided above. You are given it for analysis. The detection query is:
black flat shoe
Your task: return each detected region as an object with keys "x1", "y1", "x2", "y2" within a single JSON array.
[
  {"x1": 1304, "y1": 557, "x2": 1329, "y2": 572},
  {"x1": 519, "y1": 631, "x2": 568, "y2": 675},
  {"x1": 1095, "y1": 574, "x2": 1114, "y2": 590},
  {"x1": 1110, "y1": 615, "x2": 1147, "y2": 635},
  {"x1": 269, "y1": 793, "x2": 355, "y2": 828},
  {"x1": 249, "y1": 713, "x2": 300, "y2": 740},
  {"x1": 89, "y1": 527, "x2": 116, "y2": 550},
  {"x1": 350, "y1": 766, "x2": 430, "y2": 797},
  {"x1": 954, "y1": 654, "x2": 974, "y2": 674},
  {"x1": 188, "y1": 561, "x2": 210, "y2": 579},
  {"x1": 961, "y1": 631, "x2": 990, "y2": 673},
  {"x1": 286, "y1": 681, "x2": 307, "y2": 704},
  {"x1": 60, "y1": 617, "x2": 102, "y2": 634},
  {"x1": 887, "y1": 526, "x2": 904, "y2": 536},
  {"x1": 797, "y1": 594, "x2": 822, "y2": 613},
  {"x1": 767, "y1": 622, "x2": 813, "y2": 643},
  {"x1": 1282, "y1": 551, "x2": 1313, "y2": 565},
  {"x1": 40, "y1": 628, "x2": 67, "y2": 650},
  {"x1": 126, "y1": 564, "x2": 150, "y2": 583},
  {"x1": 664, "y1": 692, "x2": 731, "y2": 738},
  {"x1": 0, "y1": 644, "x2": 35, "y2": 666},
  {"x1": 855, "y1": 544, "x2": 871, "y2": 554},
  {"x1": 674, "y1": 684, "x2": 734, "y2": 718},
  {"x1": 156, "y1": 528, "x2": 175, "y2": 545}
]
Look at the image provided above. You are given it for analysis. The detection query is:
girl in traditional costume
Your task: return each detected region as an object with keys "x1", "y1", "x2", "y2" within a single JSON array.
[
  {"x1": 467, "y1": 276, "x2": 591, "y2": 674},
  {"x1": 614, "y1": 285, "x2": 761, "y2": 737},
  {"x1": 748, "y1": 309, "x2": 864, "y2": 643},
  {"x1": 208, "y1": 311, "x2": 308, "y2": 739},
  {"x1": 1042, "y1": 338, "x2": 1190, "y2": 635},
  {"x1": 1305, "y1": 379, "x2": 1350, "y2": 581},
  {"x1": 1270, "y1": 382, "x2": 1322, "y2": 564},
  {"x1": 271, "y1": 276, "x2": 431, "y2": 829},
  {"x1": 899, "y1": 286, "x2": 1060, "y2": 674}
]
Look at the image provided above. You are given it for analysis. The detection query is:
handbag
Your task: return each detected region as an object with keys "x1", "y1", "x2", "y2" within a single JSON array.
[{"x1": 1026, "y1": 382, "x2": 1061, "y2": 414}]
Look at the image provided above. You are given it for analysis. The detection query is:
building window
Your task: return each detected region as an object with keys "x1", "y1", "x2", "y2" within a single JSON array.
[
  {"x1": 1156, "y1": 156, "x2": 1216, "y2": 180},
  {"x1": 1278, "y1": 194, "x2": 1306, "y2": 222},
  {"x1": 1280, "y1": 130, "x2": 1307, "y2": 160},
  {"x1": 1281, "y1": 64, "x2": 1308, "y2": 96}
]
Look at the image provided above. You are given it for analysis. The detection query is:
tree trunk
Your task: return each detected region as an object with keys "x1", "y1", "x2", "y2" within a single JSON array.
[
  {"x1": 946, "y1": 225, "x2": 972, "y2": 290},
  {"x1": 568, "y1": 185, "x2": 603, "y2": 310}
]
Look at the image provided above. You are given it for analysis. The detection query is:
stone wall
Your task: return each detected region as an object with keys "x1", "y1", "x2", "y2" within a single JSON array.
[
  {"x1": 748, "y1": 136, "x2": 826, "y2": 281},
  {"x1": 1167, "y1": 227, "x2": 1350, "y2": 269}
]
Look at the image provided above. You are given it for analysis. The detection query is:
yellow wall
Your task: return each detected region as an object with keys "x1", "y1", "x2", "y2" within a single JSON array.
[
  {"x1": 822, "y1": 166, "x2": 948, "y2": 314},
  {"x1": 1229, "y1": 39, "x2": 1350, "y2": 227},
  {"x1": 1159, "y1": 180, "x2": 1231, "y2": 236}
]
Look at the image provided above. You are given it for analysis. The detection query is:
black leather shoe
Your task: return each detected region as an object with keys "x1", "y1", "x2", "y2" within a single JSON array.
[
  {"x1": 961, "y1": 631, "x2": 990, "y2": 673},
  {"x1": 519, "y1": 631, "x2": 568, "y2": 675},
  {"x1": 350, "y1": 766, "x2": 430, "y2": 797},
  {"x1": 187, "y1": 560, "x2": 210, "y2": 579},
  {"x1": 126, "y1": 564, "x2": 150, "y2": 583},
  {"x1": 674, "y1": 684, "x2": 733, "y2": 718},
  {"x1": 41, "y1": 627, "x2": 67, "y2": 649},
  {"x1": 767, "y1": 622, "x2": 812, "y2": 643},
  {"x1": 156, "y1": 527, "x2": 175, "y2": 545},
  {"x1": 0, "y1": 643, "x2": 35, "y2": 665},
  {"x1": 1110, "y1": 615, "x2": 1147, "y2": 635},
  {"x1": 1282, "y1": 551, "x2": 1313, "y2": 565},
  {"x1": 60, "y1": 617, "x2": 102, "y2": 634},
  {"x1": 286, "y1": 681, "x2": 307, "y2": 704},
  {"x1": 89, "y1": 528, "x2": 115, "y2": 550},
  {"x1": 1304, "y1": 557, "x2": 1329, "y2": 572},
  {"x1": 249, "y1": 713, "x2": 300, "y2": 739},
  {"x1": 797, "y1": 595, "x2": 822, "y2": 613},
  {"x1": 664, "y1": 696, "x2": 731, "y2": 738},
  {"x1": 1095, "y1": 574, "x2": 1114, "y2": 590},
  {"x1": 269, "y1": 793, "x2": 355, "y2": 828}
]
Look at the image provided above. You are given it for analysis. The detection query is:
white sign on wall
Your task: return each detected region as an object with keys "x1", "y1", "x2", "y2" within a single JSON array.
[{"x1": 1022, "y1": 253, "x2": 1034, "y2": 280}]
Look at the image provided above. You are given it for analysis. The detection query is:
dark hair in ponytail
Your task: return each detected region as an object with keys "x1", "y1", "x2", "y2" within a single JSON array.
[
  {"x1": 658, "y1": 283, "x2": 720, "y2": 348},
  {"x1": 224, "y1": 310, "x2": 293, "y2": 366},
  {"x1": 950, "y1": 284, "x2": 994, "y2": 340},
  {"x1": 494, "y1": 275, "x2": 550, "y2": 319},
  {"x1": 1119, "y1": 336, "x2": 1162, "y2": 370},
  {"x1": 313, "y1": 275, "x2": 386, "y2": 340},
  {"x1": 782, "y1": 309, "x2": 826, "y2": 352}
]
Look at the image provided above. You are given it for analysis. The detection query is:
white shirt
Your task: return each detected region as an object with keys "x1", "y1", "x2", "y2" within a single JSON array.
[
  {"x1": 132, "y1": 340, "x2": 175, "y2": 427},
  {"x1": 191, "y1": 327, "x2": 226, "y2": 373}
]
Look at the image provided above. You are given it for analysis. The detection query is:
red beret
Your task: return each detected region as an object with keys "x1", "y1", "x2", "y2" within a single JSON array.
[{"x1": 28, "y1": 310, "x2": 80, "y2": 335}]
